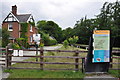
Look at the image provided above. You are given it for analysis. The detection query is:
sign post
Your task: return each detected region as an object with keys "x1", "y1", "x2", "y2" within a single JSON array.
[
  {"x1": 85, "y1": 30, "x2": 110, "y2": 73},
  {"x1": 33, "y1": 34, "x2": 41, "y2": 62}
]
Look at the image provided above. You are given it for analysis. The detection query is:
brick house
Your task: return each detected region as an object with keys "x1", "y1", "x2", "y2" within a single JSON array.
[{"x1": 2, "y1": 5, "x2": 37, "y2": 45}]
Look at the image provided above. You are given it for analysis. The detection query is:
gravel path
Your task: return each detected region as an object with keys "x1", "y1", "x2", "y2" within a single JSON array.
[
  {"x1": 0, "y1": 45, "x2": 62, "y2": 79},
  {"x1": 84, "y1": 74, "x2": 118, "y2": 80}
]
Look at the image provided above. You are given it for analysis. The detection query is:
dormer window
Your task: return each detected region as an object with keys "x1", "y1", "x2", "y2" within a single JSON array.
[
  {"x1": 30, "y1": 25, "x2": 33, "y2": 32},
  {"x1": 8, "y1": 24, "x2": 13, "y2": 31}
]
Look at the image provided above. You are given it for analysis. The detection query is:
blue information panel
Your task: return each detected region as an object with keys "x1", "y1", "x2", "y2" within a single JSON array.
[{"x1": 93, "y1": 30, "x2": 110, "y2": 63}]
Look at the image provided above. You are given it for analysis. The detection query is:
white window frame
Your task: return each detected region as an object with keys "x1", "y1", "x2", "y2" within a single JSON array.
[
  {"x1": 8, "y1": 24, "x2": 13, "y2": 31},
  {"x1": 30, "y1": 25, "x2": 33, "y2": 32}
]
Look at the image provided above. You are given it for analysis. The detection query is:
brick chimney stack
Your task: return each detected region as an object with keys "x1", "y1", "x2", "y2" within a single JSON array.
[{"x1": 12, "y1": 5, "x2": 17, "y2": 15}]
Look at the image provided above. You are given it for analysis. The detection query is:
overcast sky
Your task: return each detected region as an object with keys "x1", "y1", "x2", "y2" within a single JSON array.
[{"x1": 0, "y1": 0, "x2": 118, "y2": 29}]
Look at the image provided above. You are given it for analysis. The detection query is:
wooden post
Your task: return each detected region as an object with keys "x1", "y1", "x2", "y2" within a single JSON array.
[
  {"x1": 8, "y1": 50, "x2": 12, "y2": 67},
  {"x1": 36, "y1": 47, "x2": 38, "y2": 62},
  {"x1": 40, "y1": 47, "x2": 43, "y2": 70},
  {"x1": 81, "y1": 58, "x2": 85, "y2": 73},
  {"x1": 5, "y1": 46, "x2": 8, "y2": 69},
  {"x1": 75, "y1": 51, "x2": 79, "y2": 71}
]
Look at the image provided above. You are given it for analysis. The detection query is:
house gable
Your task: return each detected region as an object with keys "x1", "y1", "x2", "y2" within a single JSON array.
[
  {"x1": 27, "y1": 15, "x2": 35, "y2": 23},
  {"x1": 3, "y1": 12, "x2": 19, "y2": 22}
]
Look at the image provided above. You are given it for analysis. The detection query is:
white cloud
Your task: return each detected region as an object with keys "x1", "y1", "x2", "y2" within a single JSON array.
[{"x1": 1, "y1": 0, "x2": 119, "y2": 29}]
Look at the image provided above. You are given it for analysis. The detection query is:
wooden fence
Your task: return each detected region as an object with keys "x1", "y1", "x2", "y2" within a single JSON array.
[
  {"x1": 5, "y1": 47, "x2": 88, "y2": 72},
  {"x1": 0, "y1": 47, "x2": 120, "y2": 71}
]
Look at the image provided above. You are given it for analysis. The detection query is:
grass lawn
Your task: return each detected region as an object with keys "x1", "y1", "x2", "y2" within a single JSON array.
[
  {"x1": 5, "y1": 46, "x2": 87, "y2": 78},
  {"x1": 5, "y1": 70, "x2": 84, "y2": 78},
  {"x1": 108, "y1": 55, "x2": 120, "y2": 78}
]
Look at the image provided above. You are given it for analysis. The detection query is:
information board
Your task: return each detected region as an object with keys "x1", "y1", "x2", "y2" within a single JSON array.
[{"x1": 93, "y1": 30, "x2": 110, "y2": 62}]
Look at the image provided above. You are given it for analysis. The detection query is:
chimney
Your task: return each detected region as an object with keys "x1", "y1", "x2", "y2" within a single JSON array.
[{"x1": 12, "y1": 5, "x2": 17, "y2": 15}]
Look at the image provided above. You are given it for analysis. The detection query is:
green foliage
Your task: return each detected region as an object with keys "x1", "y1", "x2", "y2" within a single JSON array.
[
  {"x1": 20, "y1": 23, "x2": 29, "y2": 48},
  {"x1": 20, "y1": 23, "x2": 28, "y2": 39},
  {"x1": 2, "y1": 28, "x2": 10, "y2": 47},
  {"x1": 67, "y1": 1, "x2": 120, "y2": 47},
  {"x1": 49, "y1": 39, "x2": 57, "y2": 46},
  {"x1": 108, "y1": 70, "x2": 120, "y2": 78},
  {"x1": 12, "y1": 43, "x2": 21, "y2": 49},
  {"x1": 39, "y1": 31, "x2": 57, "y2": 46},
  {"x1": 16, "y1": 38, "x2": 30, "y2": 48},
  {"x1": 37, "y1": 20, "x2": 63, "y2": 43},
  {"x1": 68, "y1": 36, "x2": 78, "y2": 45},
  {"x1": 63, "y1": 27, "x2": 73, "y2": 41},
  {"x1": 63, "y1": 40, "x2": 69, "y2": 49}
]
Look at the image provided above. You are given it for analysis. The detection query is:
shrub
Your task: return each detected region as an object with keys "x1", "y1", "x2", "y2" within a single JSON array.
[
  {"x1": 40, "y1": 31, "x2": 57, "y2": 46},
  {"x1": 12, "y1": 43, "x2": 21, "y2": 49},
  {"x1": 63, "y1": 40, "x2": 69, "y2": 49},
  {"x1": 48, "y1": 39, "x2": 57, "y2": 46},
  {"x1": 16, "y1": 38, "x2": 29, "y2": 49}
]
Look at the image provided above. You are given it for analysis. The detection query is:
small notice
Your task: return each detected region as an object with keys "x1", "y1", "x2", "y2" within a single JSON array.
[
  {"x1": 19, "y1": 50, "x2": 23, "y2": 56},
  {"x1": 13, "y1": 50, "x2": 18, "y2": 56},
  {"x1": 33, "y1": 34, "x2": 41, "y2": 42}
]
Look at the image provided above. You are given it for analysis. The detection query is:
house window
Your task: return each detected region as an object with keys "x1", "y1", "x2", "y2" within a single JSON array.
[
  {"x1": 8, "y1": 24, "x2": 13, "y2": 31},
  {"x1": 30, "y1": 25, "x2": 33, "y2": 32},
  {"x1": 30, "y1": 36, "x2": 33, "y2": 42}
]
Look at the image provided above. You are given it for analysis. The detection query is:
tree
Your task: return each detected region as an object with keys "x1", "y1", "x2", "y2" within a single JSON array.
[
  {"x1": 2, "y1": 28, "x2": 10, "y2": 47},
  {"x1": 72, "y1": 1, "x2": 120, "y2": 47},
  {"x1": 68, "y1": 36, "x2": 78, "y2": 46},
  {"x1": 63, "y1": 27, "x2": 73, "y2": 41},
  {"x1": 96, "y1": 1, "x2": 120, "y2": 47},
  {"x1": 37, "y1": 20, "x2": 63, "y2": 43}
]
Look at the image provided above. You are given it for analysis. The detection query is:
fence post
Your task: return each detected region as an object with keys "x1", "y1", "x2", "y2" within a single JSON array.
[
  {"x1": 8, "y1": 49, "x2": 12, "y2": 67},
  {"x1": 82, "y1": 58, "x2": 85, "y2": 73},
  {"x1": 5, "y1": 46, "x2": 9, "y2": 69},
  {"x1": 40, "y1": 47, "x2": 43, "y2": 70},
  {"x1": 75, "y1": 51, "x2": 79, "y2": 71}
]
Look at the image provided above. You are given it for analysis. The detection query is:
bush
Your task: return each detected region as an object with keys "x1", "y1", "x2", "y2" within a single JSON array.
[
  {"x1": 12, "y1": 43, "x2": 21, "y2": 49},
  {"x1": 63, "y1": 40, "x2": 69, "y2": 49},
  {"x1": 48, "y1": 39, "x2": 57, "y2": 46},
  {"x1": 40, "y1": 31, "x2": 57, "y2": 46},
  {"x1": 16, "y1": 38, "x2": 29, "y2": 49}
]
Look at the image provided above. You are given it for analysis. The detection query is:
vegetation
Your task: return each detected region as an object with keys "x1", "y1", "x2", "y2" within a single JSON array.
[
  {"x1": 6, "y1": 70, "x2": 84, "y2": 78},
  {"x1": 63, "y1": 1, "x2": 120, "y2": 47},
  {"x1": 37, "y1": 20, "x2": 63, "y2": 43},
  {"x1": 39, "y1": 31, "x2": 57, "y2": 46},
  {"x1": 63, "y1": 40, "x2": 69, "y2": 49},
  {"x1": 2, "y1": 28, "x2": 10, "y2": 47},
  {"x1": 20, "y1": 23, "x2": 29, "y2": 48},
  {"x1": 68, "y1": 36, "x2": 78, "y2": 46}
]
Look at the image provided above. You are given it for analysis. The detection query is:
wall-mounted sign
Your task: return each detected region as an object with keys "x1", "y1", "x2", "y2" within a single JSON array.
[
  {"x1": 19, "y1": 50, "x2": 23, "y2": 56},
  {"x1": 93, "y1": 30, "x2": 110, "y2": 62},
  {"x1": 33, "y1": 34, "x2": 41, "y2": 42}
]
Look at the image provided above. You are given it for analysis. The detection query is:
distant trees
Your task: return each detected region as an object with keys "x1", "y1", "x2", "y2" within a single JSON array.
[
  {"x1": 63, "y1": 1, "x2": 120, "y2": 47},
  {"x1": 36, "y1": 1, "x2": 120, "y2": 47},
  {"x1": 37, "y1": 20, "x2": 63, "y2": 43}
]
